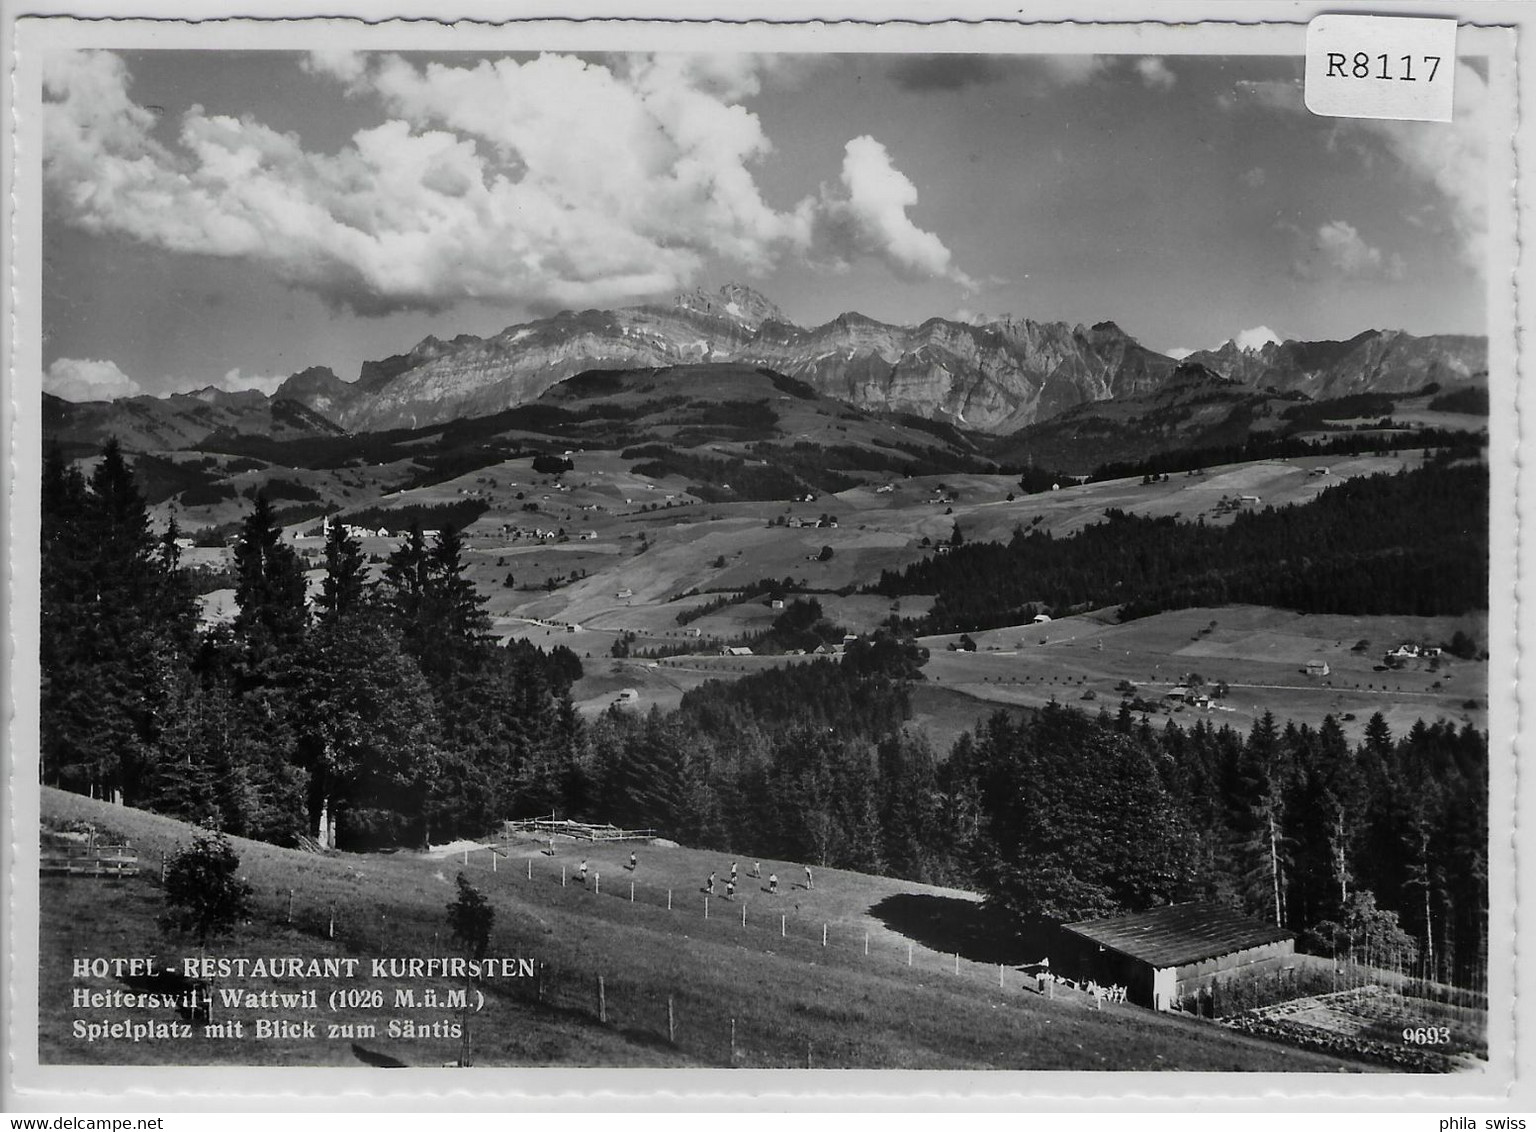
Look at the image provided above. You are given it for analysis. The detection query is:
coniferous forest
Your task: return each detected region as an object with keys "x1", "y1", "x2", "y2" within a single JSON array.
[
  {"x1": 40, "y1": 440, "x2": 1488, "y2": 990},
  {"x1": 873, "y1": 458, "x2": 1487, "y2": 632}
]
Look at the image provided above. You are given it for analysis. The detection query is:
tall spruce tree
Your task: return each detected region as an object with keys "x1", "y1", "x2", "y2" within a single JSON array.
[
  {"x1": 316, "y1": 518, "x2": 371, "y2": 624},
  {"x1": 232, "y1": 492, "x2": 309, "y2": 664},
  {"x1": 40, "y1": 439, "x2": 198, "y2": 803}
]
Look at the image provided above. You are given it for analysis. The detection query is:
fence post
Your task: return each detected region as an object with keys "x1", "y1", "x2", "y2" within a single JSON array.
[
  {"x1": 999, "y1": 964, "x2": 1004, "y2": 988},
  {"x1": 705, "y1": 896, "x2": 710, "y2": 919},
  {"x1": 286, "y1": 888, "x2": 294, "y2": 924},
  {"x1": 595, "y1": 873, "x2": 600, "y2": 896},
  {"x1": 562, "y1": 865, "x2": 567, "y2": 887},
  {"x1": 864, "y1": 931, "x2": 869, "y2": 956},
  {"x1": 492, "y1": 852, "x2": 497, "y2": 873},
  {"x1": 598, "y1": 975, "x2": 606, "y2": 1024},
  {"x1": 954, "y1": 952, "x2": 960, "y2": 975},
  {"x1": 328, "y1": 904, "x2": 335, "y2": 940},
  {"x1": 463, "y1": 848, "x2": 468, "y2": 865},
  {"x1": 527, "y1": 858, "x2": 532, "y2": 880},
  {"x1": 668, "y1": 888, "x2": 672, "y2": 911},
  {"x1": 730, "y1": 1017, "x2": 736, "y2": 1062},
  {"x1": 908, "y1": 942, "x2": 913, "y2": 967},
  {"x1": 630, "y1": 881, "x2": 635, "y2": 903},
  {"x1": 668, "y1": 995, "x2": 675, "y2": 1044},
  {"x1": 781, "y1": 914, "x2": 786, "y2": 938},
  {"x1": 822, "y1": 924, "x2": 827, "y2": 947}
]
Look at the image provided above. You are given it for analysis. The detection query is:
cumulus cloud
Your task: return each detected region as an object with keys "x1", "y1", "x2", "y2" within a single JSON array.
[
  {"x1": 1163, "y1": 326, "x2": 1284, "y2": 360},
  {"x1": 43, "y1": 49, "x2": 970, "y2": 316},
  {"x1": 1353, "y1": 63, "x2": 1491, "y2": 269},
  {"x1": 1225, "y1": 63, "x2": 1488, "y2": 270},
  {"x1": 213, "y1": 368, "x2": 289, "y2": 396},
  {"x1": 1135, "y1": 57, "x2": 1176, "y2": 91},
  {"x1": 948, "y1": 307, "x2": 1001, "y2": 326},
  {"x1": 1037, "y1": 55, "x2": 1109, "y2": 86},
  {"x1": 1294, "y1": 220, "x2": 1406, "y2": 281},
  {"x1": 44, "y1": 357, "x2": 142, "y2": 401},
  {"x1": 814, "y1": 136, "x2": 975, "y2": 288},
  {"x1": 1231, "y1": 325, "x2": 1283, "y2": 351},
  {"x1": 301, "y1": 49, "x2": 369, "y2": 87}
]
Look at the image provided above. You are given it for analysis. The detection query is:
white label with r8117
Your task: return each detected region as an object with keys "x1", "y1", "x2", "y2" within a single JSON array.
[{"x1": 1305, "y1": 14, "x2": 1457, "y2": 122}]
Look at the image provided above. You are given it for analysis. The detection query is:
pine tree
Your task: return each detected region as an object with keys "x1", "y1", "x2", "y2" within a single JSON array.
[
  {"x1": 40, "y1": 439, "x2": 198, "y2": 802},
  {"x1": 232, "y1": 492, "x2": 309, "y2": 662},
  {"x1": 1232, "y1": 712, "x2": 1293, "y2": 925},
  {"x1": 316, "y1": 519, "x2": 371, "y2": 624}
]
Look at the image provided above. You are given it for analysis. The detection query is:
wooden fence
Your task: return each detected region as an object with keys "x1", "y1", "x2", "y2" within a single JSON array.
[
  {"x1": 502, "y1": 818, "x2": 656, "y2": 843},
  {"x1": 40, "y1": 841, "x2": 139, "y2": 878}
]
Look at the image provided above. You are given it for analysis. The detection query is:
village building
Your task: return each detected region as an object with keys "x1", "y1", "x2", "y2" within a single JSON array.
[
  {"x1": 722, "y1": 645, "x2": 753, "y2": 657},
  {"x1": 1055, "y1": 901, "x2": 1295, "y2": 1011},
  {"x1": 1304, "y1": 659, "x2": 1330, "y2": 677}
]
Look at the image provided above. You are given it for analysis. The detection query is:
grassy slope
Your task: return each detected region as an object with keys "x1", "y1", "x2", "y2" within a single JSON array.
[
  {"x1": 39, "y1": 788, "x2": 1368, "y2": 1073},
  {"x1": 912, "y1": 604, "x2": 1486, "y2": 746}
]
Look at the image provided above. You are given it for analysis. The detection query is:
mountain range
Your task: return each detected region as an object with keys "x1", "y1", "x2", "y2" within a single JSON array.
[{"x1": 44, "y1": 283, "x2": 1487, "y2": 452}]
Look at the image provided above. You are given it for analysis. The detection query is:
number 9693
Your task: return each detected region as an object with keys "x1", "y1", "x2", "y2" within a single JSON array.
[{"x1": 1402, "y1": 1026, "x2": 1452, "y2": 1044}]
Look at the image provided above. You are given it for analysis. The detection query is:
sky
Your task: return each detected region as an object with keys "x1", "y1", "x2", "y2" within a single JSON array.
[{"x1": 39, "y1": 48, "x2": 1492, "y2": 401}]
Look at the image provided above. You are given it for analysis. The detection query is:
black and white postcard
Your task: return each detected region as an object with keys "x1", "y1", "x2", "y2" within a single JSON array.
[{"x1": 2, "y1": 3, "x2": 1529, "y2": 1111}]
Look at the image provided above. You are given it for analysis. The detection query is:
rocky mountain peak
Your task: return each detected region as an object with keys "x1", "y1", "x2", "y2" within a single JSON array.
[{"x1": 674, "y1": 282, "x2": 790, "y2": 329}]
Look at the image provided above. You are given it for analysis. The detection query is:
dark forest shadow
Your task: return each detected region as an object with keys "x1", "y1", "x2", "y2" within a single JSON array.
[{"x1": 867, "y1": 893, "x2": 1052, "y2": 965}]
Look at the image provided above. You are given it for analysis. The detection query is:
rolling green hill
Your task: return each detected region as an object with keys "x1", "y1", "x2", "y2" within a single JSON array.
[{"x1": 40, "y1": 788, "x2": 1367, "y2": 1072}]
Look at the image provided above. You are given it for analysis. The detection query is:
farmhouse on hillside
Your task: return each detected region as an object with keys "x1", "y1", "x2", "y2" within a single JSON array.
[
  {"x1": 1055, "y1": 902, "x2": 1295, "y2": 1011},
  {"x1": 1304, "y1": 659, "x2": 1330, "y2": 677}
]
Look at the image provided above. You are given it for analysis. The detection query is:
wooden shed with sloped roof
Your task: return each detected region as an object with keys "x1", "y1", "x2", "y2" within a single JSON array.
[{"x1": 1055, "y1": 901, "x2": 1295, "y2": 1011}]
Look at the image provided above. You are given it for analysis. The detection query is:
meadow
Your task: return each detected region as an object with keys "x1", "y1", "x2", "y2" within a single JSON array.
[{"x1": 40, "y1": 788, "x2": 1372, "y2": 1072}]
